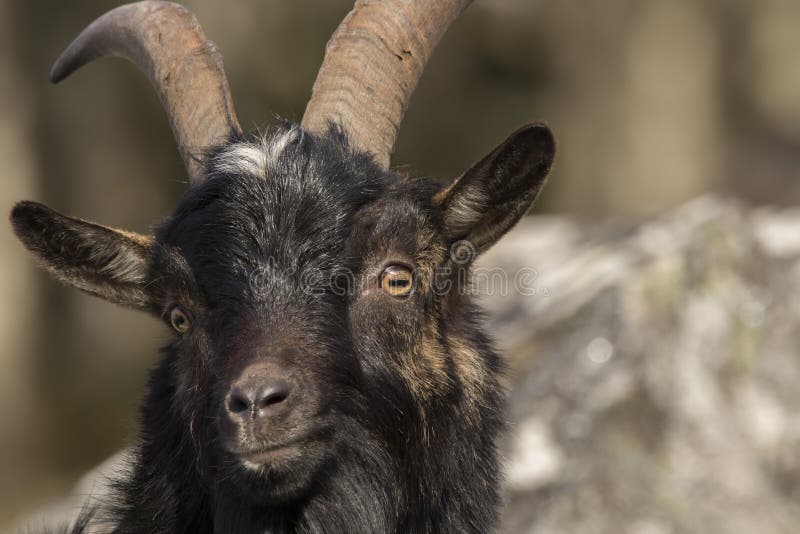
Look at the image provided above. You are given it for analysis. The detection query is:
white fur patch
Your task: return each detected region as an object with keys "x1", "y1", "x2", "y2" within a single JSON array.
[
  {"x1": 446, "y1": 180, "x2": 489, "y2": 234},
  {"x1": 242, "y1": 460, "x2": 267, "y2": 472},
  {"x1": 214, "y1": 127, "x2": 304, "y2": 178},
  {"x1": 98, "y1": 246, "x2": 148, "y2": 284}
]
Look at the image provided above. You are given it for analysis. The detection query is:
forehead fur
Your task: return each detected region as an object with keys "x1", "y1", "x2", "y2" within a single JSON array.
[{"x1": 156, "y1": 126, "x2": 428, "y2": 310}]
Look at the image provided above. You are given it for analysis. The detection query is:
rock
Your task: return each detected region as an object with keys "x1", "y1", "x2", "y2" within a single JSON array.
[{"x1": 484, "y1": 196, "x2": 800, "y2": 534}]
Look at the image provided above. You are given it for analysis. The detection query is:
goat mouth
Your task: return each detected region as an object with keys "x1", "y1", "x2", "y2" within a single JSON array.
[{"x1": 234, "y1": 441, "x2": 305, "y2": 468}]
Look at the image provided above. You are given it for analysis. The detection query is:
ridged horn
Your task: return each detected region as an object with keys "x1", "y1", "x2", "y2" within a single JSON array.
[
  {"x1": 302, "y1": 0, "x2": 472, "y2": 169},
  {"x1": 51, "y1": 1, "x2": 241, "y2": 184}
]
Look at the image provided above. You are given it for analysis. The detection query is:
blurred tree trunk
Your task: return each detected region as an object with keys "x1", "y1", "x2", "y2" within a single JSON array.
[
  {"x1": 540, "y1": 0, "x2": 723, "y2": 216},
  {"x1": 0, "y1": 1, "x2": 42, "y2": 523},
  {"x1": 724, "y1": 0, "x2": 800, "y2": 205}
]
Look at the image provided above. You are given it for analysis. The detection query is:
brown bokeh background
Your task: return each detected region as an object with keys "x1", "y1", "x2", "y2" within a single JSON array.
[{"x1": 2, "y1": 0, "x2": 800, "y2": 528}]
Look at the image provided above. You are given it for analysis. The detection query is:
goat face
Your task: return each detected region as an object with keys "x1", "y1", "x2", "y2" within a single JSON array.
[{"x1": 11, "y1": 122, "x2": 553, "y2": 507}]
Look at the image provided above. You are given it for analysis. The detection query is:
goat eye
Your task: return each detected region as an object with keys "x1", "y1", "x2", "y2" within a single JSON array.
[
  {"x1": 380, "y1": 265, "x2": 414, "y2": 297},
  {"x1": 169, "y1": 306, "x2": 191, "y2": 333}
]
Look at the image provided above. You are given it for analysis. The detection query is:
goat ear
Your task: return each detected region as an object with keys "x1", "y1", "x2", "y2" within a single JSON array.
[
  {"x1": 10, "y1": 201, "x2": 159, "y2": 311},
  {"x1": 435, "y1": 123, "x2": 555, "y2": 255}
]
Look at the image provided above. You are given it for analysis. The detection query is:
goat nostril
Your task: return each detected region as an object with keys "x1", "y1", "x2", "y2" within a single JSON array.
[
  {"x1": 227, "y1": 391, "x2": 250, "y2": 415},
  {"x1": 257, "y1": 386, "x2": 289, "y2": 410}
]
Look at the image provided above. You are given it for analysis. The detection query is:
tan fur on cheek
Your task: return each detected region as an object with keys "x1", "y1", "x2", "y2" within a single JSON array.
[
  {"x1": 447, "y1": 336, "x2": 488, "y2": 415},
  {"x1": 397, "y1": 324, "x2": 450, "y2": 405},
  {"x1": 394, "y1": 324, "x2": 450, "y2": 448}
]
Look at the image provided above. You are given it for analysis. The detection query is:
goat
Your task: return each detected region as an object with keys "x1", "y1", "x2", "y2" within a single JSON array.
[{"x1": 11, "y1": 1, "x2": 555, "y2": 532}]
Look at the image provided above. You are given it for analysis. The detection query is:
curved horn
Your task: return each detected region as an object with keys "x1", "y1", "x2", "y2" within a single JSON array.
[
  {"x1": 302, "y1": 0, "x2": 472, "y2": 169},
  {"x1": 50, "y1": 1, "x2": 241, "y2": 184}
]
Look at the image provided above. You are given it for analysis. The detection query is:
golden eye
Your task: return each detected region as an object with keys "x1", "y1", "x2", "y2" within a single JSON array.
[
  {"x1": 169, "y1": 306, "x2": 191, "y2": 333},
  {"x1": 380, "y1": 265, "x2": 414, "y2": 297}
]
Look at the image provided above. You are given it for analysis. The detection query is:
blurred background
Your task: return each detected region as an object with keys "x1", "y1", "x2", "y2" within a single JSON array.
[{"x1": 3, "y1": 0, "x2": 800, "y2": 531}]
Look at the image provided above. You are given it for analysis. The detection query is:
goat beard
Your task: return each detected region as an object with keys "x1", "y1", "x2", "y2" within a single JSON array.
[{"x1": 210, "y1": 423, "x2": 396, "y2": 533}]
